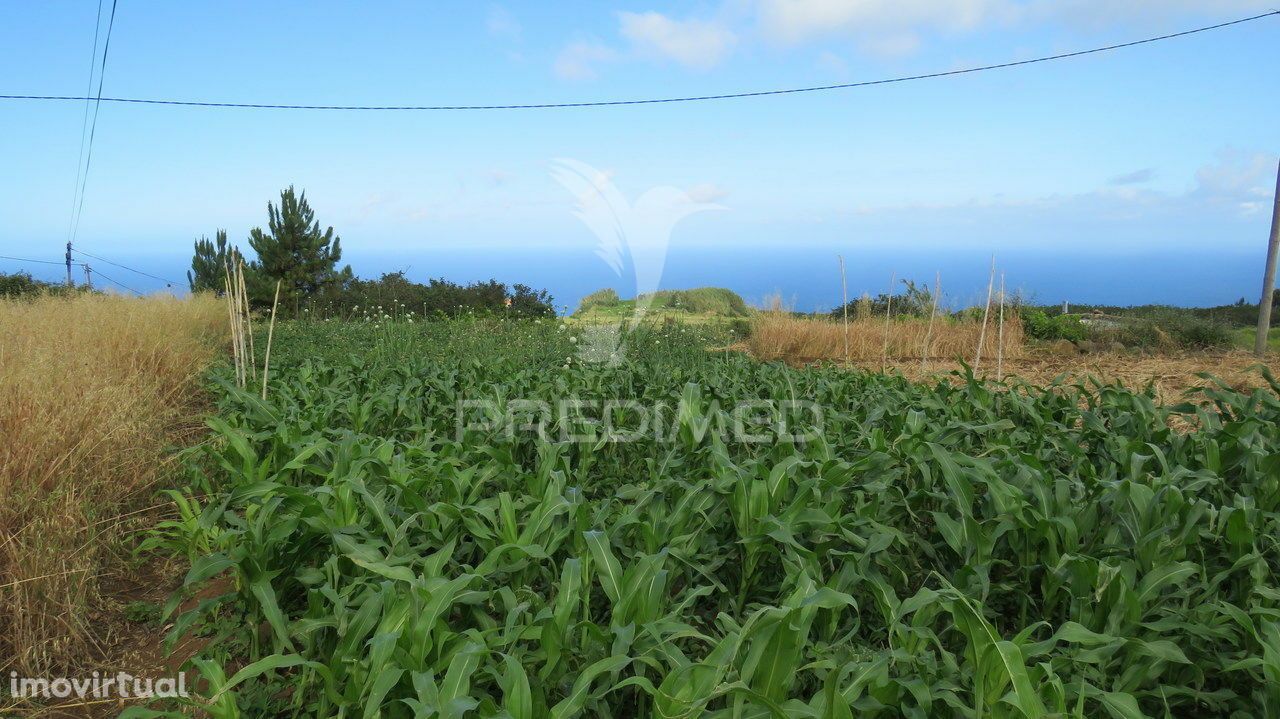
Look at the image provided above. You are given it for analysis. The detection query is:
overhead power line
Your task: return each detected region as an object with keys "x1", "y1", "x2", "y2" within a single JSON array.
[
  {"x1": 65, "y1": 0, "x2": 106, "y2": 247},
  {"x1": 90, "y1": 268, "x2": 143, "y2": 295},
  {"x1": 0, "y1": 254, "x2": 148, "y2": 295},
  {"x1": 1, "y1": 11, "x2": 1275, "y2": 112},
  {"x1": 68, "y1": 0, "x2": 119, "y2": 248},
  {"x1": 0, "y1": 254, "x2": 85, "y2": 267},
  {"x1": 71, "y1": 247, "x2": 181, "y2": 286}
]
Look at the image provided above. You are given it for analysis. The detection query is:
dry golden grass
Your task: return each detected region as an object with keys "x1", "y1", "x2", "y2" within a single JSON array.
[
  {"x1": 747, "y1": 311, "x2": 1025, "y2": 364},
  {"x1": 0, "y1": 292, "x2": 225, "y2": 675},
  {"x1": 905, "y1": 350, "x2": 1279, "y2": 403},
  {"x1": 737, "y1": 316, "x2": 1277, "y2": 404}
]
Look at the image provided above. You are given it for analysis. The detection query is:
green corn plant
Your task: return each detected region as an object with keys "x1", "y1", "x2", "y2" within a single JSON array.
[{"x1": 132, "y1": 318, "x2": 1280, "y2": 718}]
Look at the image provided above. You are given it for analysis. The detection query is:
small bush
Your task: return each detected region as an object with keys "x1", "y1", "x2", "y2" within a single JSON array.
[
  {"x1": 579, "y1": 288, "x2": 621, "y2": 312},
  {"x1": 727, "y1": 317, "x2": 751, "y2": 339},
  {"x1": 0, "y1": 272, "x2": 80, "y2": 300},
  {"x1": 1089, "y1": 316, "x2": 1233, "y2": 352},
  {"x1": 1022, "y1": 309, "x2": 1086, "y2": 342},
  {"x1": 1170, "y1": 318, "x2": 1234, "y2": 350},
  {"x1": 640, "y1": 287, "x2": 749, "y2": 316},
  {"x1": 1109, "y1": 320, "x2": 1169, "y2": 351}
]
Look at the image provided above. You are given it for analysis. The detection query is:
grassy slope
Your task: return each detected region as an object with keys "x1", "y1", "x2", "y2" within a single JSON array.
[
  {"x1": 1235, "y1": 326, "x2": 1280, "y2": 352},
  {"x1": 575, "y1": 286, "x2": 750, "y2": 321}
]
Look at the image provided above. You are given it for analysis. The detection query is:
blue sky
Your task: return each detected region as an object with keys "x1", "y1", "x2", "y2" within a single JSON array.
[{"x1": 0, "y1": 1, "x2": 1277, "y2": 310}]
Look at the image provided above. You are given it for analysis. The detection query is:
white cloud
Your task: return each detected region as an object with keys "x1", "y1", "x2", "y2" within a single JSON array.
[
  {"x1": 687, "y1": 182, "x2": 729, "y2": 203},
  {"x1": 755, "y1": 0, "x2": 1272, "y2": 54},
  {"x1": 1032, "y1": 0, "x2": 1275, "y2": 30},
  {"x1": 1109, "y1": 168, "x2": 1155, "y2": 186},
  {"x1": 842, "y1": 150, "x2": 1275, "y2": 229},
  {"x1": 815, "y1": 50, "x2": 849, "y2": 75},
  {"x1": 758, "y1": 0, "x2": 1014, "y2": 45},
  {"x1": 861, "y1": 32, "x2": 922, "y2": 58},
  {"x1": 486, "y1": 6, "x2": 521, "y2": 39},
  {"x1": 555, "y1": 0, "x2": 1271, "y2": 79},
  {"x1": 554, "y1": 41, "x2": 618, "y2": 80},
  {"x1": 349, "y1": 193, "x2": 434, "y2": 224},
  {"x1": 1192, "y1": 150, "x2": 1277, "y2": 215},
  {"x1": 619, "y1": 11, "x2": 737, "y2": 69},
  {"x1": 356, "y1": 193, "x2": 394, "y2": 221}
]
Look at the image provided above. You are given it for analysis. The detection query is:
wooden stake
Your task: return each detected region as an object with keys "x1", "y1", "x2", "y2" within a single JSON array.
[
  {"x1": 1255, "y1": 159, "x2": 1280, "y2": 358},
  {"x1": 974, "y1": 256, "x2": 996, "y2": 372},
  {"x1": 881, "y1": 272, "x2": 895, "y2": 372},
  {"x1": 996, "y1": 272, "x2": 1006, "y2": 381},
  {"x1": 838, "y1": 255, "x2": 849, "y2": 366},
  {"x1": 238, "y1": 260, "x2": 256, "y2": 381},
  {"x1": 262, "y1": 280, "x2": 282, "y2": 400},
  {"x1": 232, "y1": 264, "x2": 246, "y2": 388},
  {"x1": 921, "y1": 271, "x2": 940, "y2": 370},
  {"x1": 223, "y1": 268, "x2": 242, "y2": 387}
]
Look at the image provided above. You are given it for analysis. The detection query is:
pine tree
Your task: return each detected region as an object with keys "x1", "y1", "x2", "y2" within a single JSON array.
[
  {"x1": 187, "y1": 229, "x2": 240, "y2": 293},
  {"x1": 248, "y1": 186, "x2": 352, "y2": 313}
]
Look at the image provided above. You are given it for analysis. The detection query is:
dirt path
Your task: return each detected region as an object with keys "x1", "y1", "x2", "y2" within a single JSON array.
[{"x1": 5, "y1": 557, "x2": 215, "y2": 718}]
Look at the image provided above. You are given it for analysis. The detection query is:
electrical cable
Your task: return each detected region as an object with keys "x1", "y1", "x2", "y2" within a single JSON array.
[
  {"x1": 71, "y1": 247, "x2": 180, "y2": 286},
  {"x1": 0, "y1": 11, "x2": 1274, "y2": 112}
]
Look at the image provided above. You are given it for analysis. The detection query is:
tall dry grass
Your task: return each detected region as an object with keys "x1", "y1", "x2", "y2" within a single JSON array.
[
  {"x1": 0, "y1": 292, "x2": 225, "y2": 675},
  {"x1": 747, "y1": 311, "x2": 1025, "y2": 364}
]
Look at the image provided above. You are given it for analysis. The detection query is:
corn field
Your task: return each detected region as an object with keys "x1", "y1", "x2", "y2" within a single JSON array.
[{"x1": 134, "y1": 319, "x2": 1280, "y2": 718}]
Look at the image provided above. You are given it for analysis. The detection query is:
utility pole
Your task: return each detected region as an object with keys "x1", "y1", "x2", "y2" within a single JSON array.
[
  {"x1": 83, "y1": 264, "x2": 92, "y2": 290},
  {"x1": 1256, "y1": 159, "x2": 1280, "y2": 358},
  {"x1": 65, "y1": 241, "x2": 73, "y2": 287}
]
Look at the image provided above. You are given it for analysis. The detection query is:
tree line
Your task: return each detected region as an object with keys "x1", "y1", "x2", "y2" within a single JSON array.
[{"x1": 189, "y1": 186, "x2": 555, "y2": 318}]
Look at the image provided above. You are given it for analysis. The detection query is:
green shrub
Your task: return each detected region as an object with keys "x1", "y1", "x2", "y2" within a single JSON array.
[
  {"x1": 0, "y1": 271, "x2": 66, "y2": 299},
  {"x1": 1109, "y1": 320, "x2": 1168, "y2": 350},
  {"x1": 1170, "y1": 318, "x2": 1235, "y2": 350},
  {"x1": 578, "y1": 288, "x2": 621, "y2": 312},
  {"x1": 1094, "y1": 317, "x2": 1234, "y2": 351},
  {"x1": 1022, "y1": 309, "x2": 1086, "y2": 342},
  {"x1": 639, "y1": 287, "x2": 749, "y2": 316},
  {"x1": 310, "y1": 272, "x2": 555, "y2": 319},
  {"x1": 727, "y1": 317, "x2": 751, "y2": 339}
]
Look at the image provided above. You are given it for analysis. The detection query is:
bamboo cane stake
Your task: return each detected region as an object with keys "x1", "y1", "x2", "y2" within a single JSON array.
[
  {"x1": 974, "y1": 256, "x2": 996, "y2": 372},
  {"x1": 262, "y1": 279, "x2": 282, "y2": 400},
  {"x1": 231, "y1": 263, "x2": 246, "y2": 388},
  {"x1": 237, "y1": 266, "x2": 249, "y2": 388},
  {"x1": 223, "y1": 267, "x2": 242, "y2": 387},
  {"x1": 921, "y1": 271, "x2": 940, "y2": 370},
  {"x1": 838, "y1": 255, "x2": 849, "y2": 367},
  {"x1": 238, "y1": 260, "x2": 256, "y2": 381},
  {"x1": 233, "y1": 263, "x2": 247, "y2": 388},
  {"x1": 881, "y1": 272, "x2": 895, "y2": 372},
  {"x1": 997, "y1": 272, "x2": 1006, "y2": 381}
]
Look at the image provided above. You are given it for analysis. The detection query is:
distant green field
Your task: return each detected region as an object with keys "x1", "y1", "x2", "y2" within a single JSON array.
[
  {"x1": 1235, "y1": 326, "x2": 1280, "y2": 352},
  {"x1": 575, "y1": 286, "x2": 750, "y2": 320}
]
